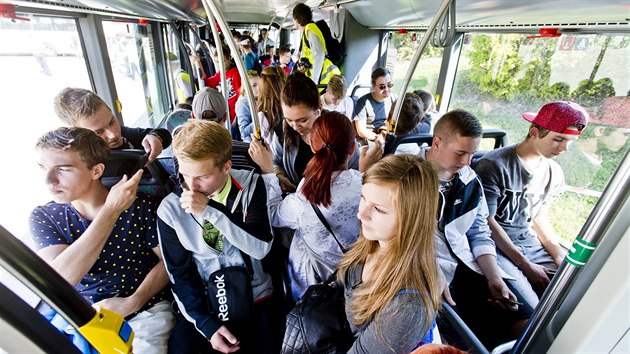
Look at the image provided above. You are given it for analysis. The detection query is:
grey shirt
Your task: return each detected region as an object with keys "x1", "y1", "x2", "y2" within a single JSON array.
[
  {"x1": 475, "y1": 144, "x2": 564, "y2": 247},
  {"x1": 344, "y1": 263, "x2": 430, "y2": 353}
]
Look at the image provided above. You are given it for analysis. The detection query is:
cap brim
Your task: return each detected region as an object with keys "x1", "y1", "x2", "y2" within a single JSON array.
[{"x1": 522, "y1": 112, "x2": 537, "y2": 122}]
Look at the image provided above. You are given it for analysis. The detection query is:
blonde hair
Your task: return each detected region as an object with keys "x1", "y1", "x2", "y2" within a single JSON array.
[
  {"x1": 326, "y1": 74, "x2": 346, "y2": 99},
  {"x1": 257, "y1": 66, "x2": 286, "y2": 129},
  {"x1": 338, "y1": 154, "x2": 442, "y2": 337},
  {"x1": 54, "y1": 87, "x2": 109, "y2": 126},
  {"x1": 172, "y1": 120, "x2": 232, "y2": 167}
]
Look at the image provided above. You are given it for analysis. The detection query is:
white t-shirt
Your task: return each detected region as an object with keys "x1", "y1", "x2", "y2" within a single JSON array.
[{"x1": 320, "y1": 96, "x2": 354, "y2": 120}]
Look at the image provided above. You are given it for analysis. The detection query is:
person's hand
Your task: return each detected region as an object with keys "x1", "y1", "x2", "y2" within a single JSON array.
[
  {"x1": 180, "y1": 188, "x2": 209, "y2": 215},
  {"x1": 248, "y1": 134, "x2": 274, "y2": 174},
  {"x1": 277, "y1": 175, "x2": 297, "y2": 193},
  {"x1": 359, "y1": 137, "x2": 384, "y2": 172},
  {"x1": 141, "y1": 133, "x2": 164, "y2": 163},
  {"x1": 521, "y1": 260, "x2": 551, "y2": 290},
  {"x1": 103, "y1": 169, "x2": 143, "y2": 215},
  {"x1": 438, "y1": 268, "x2": 456, "y2": 306},
  {"x1": 210, "y1": 326, "x2": 240, "y2": 353},
  {"x1": 94, "y1": 296, "x2": 141, "y2": 318},
  {"x1": 486, "y1": 278, "x2": 519, "y2": 311}
]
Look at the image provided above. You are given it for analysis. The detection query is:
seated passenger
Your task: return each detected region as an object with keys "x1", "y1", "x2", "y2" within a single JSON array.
[
  {"x1": 389, "y1": 92, "x2": 426, "y2": 155},
  {"x1": 157, "y1": 120, "x2": 276, "y2": 354},
  {"x1": 54, "y1": 87, "x2": 172, "y2": 163},
  {"x1": 256, "y1": 66, "x2": 286, "y2": 145},
  {"x1": 30, "y1": 127, "x2": 174, "y2": 353},
  {"x1": 202, "y1": 44, "x2": 242, "y2": 140},
  {"x1": 192, "y1": 87, "x2": 228, "y2": 125},
  {"x1": 249, "y1": 111, "x2": 361, "y2": 300},
  {"x1": 413, "y1": 89, "x2": 439, "y2": 134},
  {"x1": 420, "y1": 110, "x2": 533, "y2": 349},
  {"x1": 353, "y1": 67, "x2": 396, "y2": 142},
  {"x1": 320, "y1": 74, "x2": 354, "y2": 118},
  {"x1": 236, "y1": 70, "x2": 261, "y2": 142},
  {"x1": 475, "y1": 101, "x2": 589, "y2": 305},
  {"x1": 271, "y1": 72, "x2": 359, "y2": 194},
  {"x1": 338, "y1": 154, "x2": 442, "y2": 353}
]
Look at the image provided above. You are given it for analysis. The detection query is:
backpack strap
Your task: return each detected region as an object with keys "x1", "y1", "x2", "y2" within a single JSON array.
[{"x1": 310, "y1": 203, "x2": 347, "y2": 253}]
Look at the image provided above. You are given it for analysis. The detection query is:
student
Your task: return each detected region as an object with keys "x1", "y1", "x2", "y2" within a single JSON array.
[
  {"x1": 353, "y1": 68, "x2": 396, "y2": 142},
  {"x1": 338, "y1": 154, "x2": 442, "y2": 353},
  {"x1": 256, "y1": 66, "x2": 286, "y2": 144},
  {"x1": 237, "y1": 36, "x2": 260, "y2": 72},
  {"x1": 249, "y1": 112, "x2": 361, "y2": 300},
  {"x1": 203, "y1": 44, "x2": 242, "y2": 138},
  {"x1": 292, "y1": 3, "x2": 340, "y2": 87},
  {"x1": 320, "y1": 74, "x2": 354, "y2": 118},
  {"x1": 157, "y1": 120, "x2": 275, "y2": 354},
  {"x1": 413, "y1": 89, "x2": 439, "y2": 134},
  {"x1": 257, "y1": 28, "x2": 276, "y2": 59},
  {"x1": 236, "y1": 70, "x2": 262, "y2": 142},
  {"x1": 272, "y1": 45, "x2": 294, "y2": 76},
  {"x1": 191, "y1": 87, "x2": 228, "y2": 125},
  {"x1": 54, "y1": 87, "x2": 172, "y2": 163},
  {"x1": 30, "y1": 127, "x2": 174, "y2": 353},
  {"x1": 475, "y1": 101, "x2": 589, "y2": 302},
  {"x1": 390, "y1": 92, "x2": 426, "y2": 155},
  {"x1": 419, "y1": 110, "x2": 533, "y2": 349}
]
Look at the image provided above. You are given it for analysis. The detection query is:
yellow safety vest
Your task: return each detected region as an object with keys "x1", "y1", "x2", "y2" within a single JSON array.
[{"x1": 301, "y1": 23, "x2": 341, "y2": 91}]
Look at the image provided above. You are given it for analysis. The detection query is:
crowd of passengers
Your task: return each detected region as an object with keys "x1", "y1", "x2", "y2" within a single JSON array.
[{"x1": 29, "y1": 3, "x2": 590, "y2": 354}]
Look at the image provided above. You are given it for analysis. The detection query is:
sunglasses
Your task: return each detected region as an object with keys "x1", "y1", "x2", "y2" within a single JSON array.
[{"x1": 377, "y1": 82, "x2": 394, "y2": 90}]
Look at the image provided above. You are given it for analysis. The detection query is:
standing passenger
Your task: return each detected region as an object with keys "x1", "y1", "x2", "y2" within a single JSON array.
[
  {"x1": 158, "y1": 120, "x2": 276, "y2": 354},
  {"x1": 338, "y1": 154, "x2": 442, "y2": 353},
  {"x1": 54, "y1": 87, "x2": 172, "y2": 163},
  {"x1": 475, "y1": 101, "x2": 588, "y2": 304},
  {"x1": 236, "y1": 70, "x2": 262, "y2": 142},
  {"x1": 249, "y1": 112, "x2": 361, "y2": 300},
  {"x1": 292, "y1": 3, "x2": 341, "y2": 87},
  {"x1": 30, "y1": 127, "x2": 174, "y2": 353},
  {"x1": 256, "y1": 66, "x2": 287, "y2": 144}
]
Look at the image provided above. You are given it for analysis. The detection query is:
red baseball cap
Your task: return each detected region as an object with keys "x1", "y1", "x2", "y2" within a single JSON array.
[{"x1": 522, "y1": 101, "x2": 588, "y2": 136}]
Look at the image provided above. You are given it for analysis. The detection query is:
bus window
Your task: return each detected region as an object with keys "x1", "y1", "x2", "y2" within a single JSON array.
[
  {"x1": 102, "y1": 21, "x2": 165, "y2": 128},
  {"x1": 0, "y1": 15, "x2": 91, "y2": 243},
  {"x1": 449, "y1": 32, "x2": 630, "y2": 244},
  {"x1": 162, "y1": 24, "x2": 186, "y2": 109},
  {"x1": 388, "y1": 31, "x2": 444, "y2": 95}
]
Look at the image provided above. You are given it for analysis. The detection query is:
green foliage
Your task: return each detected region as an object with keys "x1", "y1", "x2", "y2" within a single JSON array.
[
  {"x1": 391, "y1": 32, "x2": 443, "y2": 62},
  {"x1": 549, "y1": 192, "x2": 599, "y2": 243},
  {"x1": 571, "y1": 78, "x2": 617, "y2": 106}
]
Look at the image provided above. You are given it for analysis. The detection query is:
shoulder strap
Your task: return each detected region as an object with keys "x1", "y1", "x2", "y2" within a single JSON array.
[{"x1": 310, "y1": 203, "x2": 347, "y2": 253}]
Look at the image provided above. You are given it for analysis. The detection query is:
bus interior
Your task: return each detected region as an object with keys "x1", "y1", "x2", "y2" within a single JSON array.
[{"x1": 0, "y1": 0, "x2": 628, "y2": 353}]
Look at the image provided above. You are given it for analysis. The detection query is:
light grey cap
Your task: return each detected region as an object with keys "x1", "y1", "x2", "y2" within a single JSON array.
[{"x1": 192, "y1": 88, "x2": 227, "y2": 122}]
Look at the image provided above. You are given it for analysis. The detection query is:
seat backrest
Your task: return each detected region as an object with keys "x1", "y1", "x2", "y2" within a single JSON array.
[
  {"x1": 164, "y1": 109, "x2": 191, "y2": 134},
  {"x1": 102, "y1": 149, "x2": 174, "y2": 200}
]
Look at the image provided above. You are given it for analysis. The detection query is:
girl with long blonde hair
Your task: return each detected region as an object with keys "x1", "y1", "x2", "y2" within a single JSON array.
[{"x1": 338, "y1": 154, "x2": 442, "y2": 353}]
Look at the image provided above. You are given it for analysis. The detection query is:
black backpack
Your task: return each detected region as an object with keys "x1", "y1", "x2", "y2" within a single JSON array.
[{"x1": 303, "y1": 20, "x2": 345, "y2": 67}]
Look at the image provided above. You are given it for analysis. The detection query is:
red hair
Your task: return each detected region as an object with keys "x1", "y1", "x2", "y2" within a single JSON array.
[{"x1": 301, "y1": 111, "x2": 356, "y2": 207}]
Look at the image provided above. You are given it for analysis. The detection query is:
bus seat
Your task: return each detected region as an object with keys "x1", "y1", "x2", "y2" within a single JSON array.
[
  {"x1": 350, "y1": 84, "x2": 371, "y2": 107},
  {"x1": 389, "y1": 133, "x2": 433, "y2": 155},
  {"x1": 471, "y1": 129, "x2": 510, "y2": 168},
  {"x1": 164, "y1": 109, "x2": 191, "y2": 134},
  {"x1": 232, "y1": 140, "x2": 261, "y2": 174},
  {"x1": 102, "y1": 149, "x2": 174, "y2": 201},
  {"x1": 437, "y1": 302, "x2": 489, "y2": 353}
]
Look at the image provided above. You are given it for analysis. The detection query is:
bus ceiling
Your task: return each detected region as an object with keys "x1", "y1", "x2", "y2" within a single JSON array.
[{"x1": 8, "y1": 0, "x2": 630, "y2": 30}]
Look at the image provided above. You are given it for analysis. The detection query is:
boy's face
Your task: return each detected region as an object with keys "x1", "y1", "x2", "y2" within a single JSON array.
[
  {"x1": 38, "y1": 149, "x2": 101, "y2": 204},
  {"x1": 279, "y1": 52, "x2": 291, "y2": 65},
  {"x1": 431, "y1": 133, "x2": 480, "y2": 177},
  {"x1": 532, "y1": 128, "x2": 579, "y2": 159},
  {"x1": 75, "y1": 104, "x2": 123, "y2": 149},
  {"x1": 178, "y1": 157, "x2": 231, "y2": 198}
]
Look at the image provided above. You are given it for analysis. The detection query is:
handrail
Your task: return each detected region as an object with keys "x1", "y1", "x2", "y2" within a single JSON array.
[
  {"x1": 512, "y1": 148, "x2": 630, "y2": 352},
  {"x1": 440, "y1": 302, "x2": 489, "y2": 354},
  {"x1": 186, "y1": 22, "x2": 213, "y2": 88},
  {"x1": 169, "y1": 22, "x2": 197, "y2": 100},
  {"x1": 0, "y1": 225, "x2": 95, "y2": 329},
  {"x1": 205, "y1": 14, "x2": 231, "y2": 130},
  {"x1": 388, "y1": 0, "x2": 454, "y2": 136},
  {"x1": 201, "y1": 0, "x2": 262, "y2": 140}
]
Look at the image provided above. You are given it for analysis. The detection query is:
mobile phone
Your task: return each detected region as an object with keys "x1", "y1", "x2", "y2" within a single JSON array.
[
  {"x1": 132, "y1": 152, "x2": 150, "y2": 175},
  {"x1": 487, "y1": 297, "x2": 524, "y2": 306}
]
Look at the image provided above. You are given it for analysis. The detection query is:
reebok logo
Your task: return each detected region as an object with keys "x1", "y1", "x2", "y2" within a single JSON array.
[{"x1": 214, "y1": 274, "x2": 229, "y2": 321}]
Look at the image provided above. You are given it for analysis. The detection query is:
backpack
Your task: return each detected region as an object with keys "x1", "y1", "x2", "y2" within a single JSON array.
[{"x1": 304, "y1": 20, "x2": 345, "y2": 67}]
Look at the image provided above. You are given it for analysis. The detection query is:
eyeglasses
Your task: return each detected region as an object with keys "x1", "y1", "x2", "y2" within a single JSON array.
[{"x1": 378, "y1": 82, "x2": 394, "y2": 90}]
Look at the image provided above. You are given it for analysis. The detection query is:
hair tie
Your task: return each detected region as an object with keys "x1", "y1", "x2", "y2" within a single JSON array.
[{"x1": 321, "y1": 143, "x2": 336, "y2": 152}]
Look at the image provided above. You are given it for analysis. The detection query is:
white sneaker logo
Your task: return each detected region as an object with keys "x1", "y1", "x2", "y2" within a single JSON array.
[{"x1": 453, "y1": 199, "x2": 463, "y2": 205}]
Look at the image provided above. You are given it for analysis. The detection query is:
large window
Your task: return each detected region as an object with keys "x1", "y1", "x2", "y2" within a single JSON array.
[
  {"x1": 102, "y1": 21, "x2": 164, "y2": 128},
  {"x1": 0, "y1": 15, "x2": 91, "y2": 243},
  {"x1": 450, "y1": 32, "x2": 630, "y2": 243}
]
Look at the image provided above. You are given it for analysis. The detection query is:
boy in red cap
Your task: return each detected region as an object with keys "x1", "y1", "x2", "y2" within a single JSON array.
[{"x1": 475, "y1": 101, "x2": 588, "y2": 307}]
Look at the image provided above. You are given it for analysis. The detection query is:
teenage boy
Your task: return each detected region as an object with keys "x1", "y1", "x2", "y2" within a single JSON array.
[
  {"x1": 30, "y1": 127, "x2": 174, "y2": 353},
  {"x1": 475, "y1": 101, "x2": 588, "y2": 298},
  {"x1": 413, "y1": 109, "x2": 534, "y2": 349},
  {"x1": 157, "y1": 120, "x2": 276, "y2": 354},
  {"x1": 54, "y1": 87, "x2": 172, "y2": 163},
  {"x1": 353, "y1": 67, "x2": 396, "y2": 142}
]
